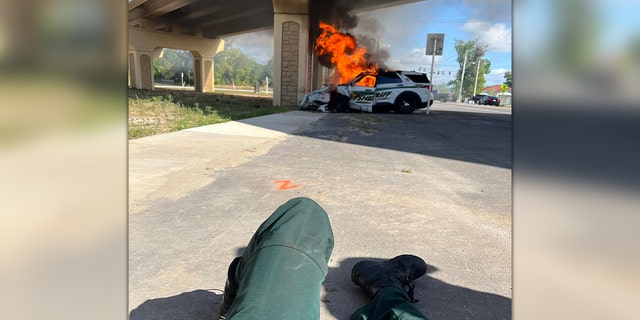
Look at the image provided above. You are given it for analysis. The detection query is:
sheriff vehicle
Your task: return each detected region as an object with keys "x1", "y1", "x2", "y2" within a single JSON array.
[{"x1": 299, "y1": 70, "x2": 434, "y2": 114}]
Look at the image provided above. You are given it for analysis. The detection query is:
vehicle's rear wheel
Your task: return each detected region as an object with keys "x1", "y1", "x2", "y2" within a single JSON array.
[{"x1": 396, "y1": 95, "x2": 417, "y2": 114}]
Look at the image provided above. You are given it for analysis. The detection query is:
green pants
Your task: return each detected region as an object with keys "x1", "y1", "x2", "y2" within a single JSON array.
[
  {"x1": 349, "y1": 287, "x2": 428, "y2": 320},
  {"x1": 227, "y1": 197, "x2": 427, "y2": 320}
]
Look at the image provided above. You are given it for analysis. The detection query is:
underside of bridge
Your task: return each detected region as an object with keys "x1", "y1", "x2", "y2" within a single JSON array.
[{"x1": 128, "y1": 0, "x2": 420, "y2": 105}]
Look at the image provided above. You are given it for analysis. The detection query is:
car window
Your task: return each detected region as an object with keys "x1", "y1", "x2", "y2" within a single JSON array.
[
  {"x1": 355, "y1": 75, "x2": 376, "y2": 87},
  {"x1": 376, "y1": 72, "x2": 402, "y2": 85},
  {"x1": 404, "y1": 73, "x2": 430, "y2": 84}
]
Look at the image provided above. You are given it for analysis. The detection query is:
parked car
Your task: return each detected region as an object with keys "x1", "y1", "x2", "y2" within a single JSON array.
[
  {"x1": 299, "y1": 70, "x2": 434, "y2": 114},
  {"x1": 479, "y1": 95, "x2": 500, "y2": 106},
  {"x1": 432, "y1": 90, "x2": 451, "y2": 102},
  {"x1": 472, "y1": 93, "x2": 488, "y2": 104}
]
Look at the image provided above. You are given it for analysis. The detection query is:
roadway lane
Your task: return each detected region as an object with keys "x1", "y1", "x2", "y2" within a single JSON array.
[
  {"x1": 429, "y1": 101, "x2": 512, "y2": 114},
  {"x1": 129, "y1": 106, "x2": 512, "y2": 320}
]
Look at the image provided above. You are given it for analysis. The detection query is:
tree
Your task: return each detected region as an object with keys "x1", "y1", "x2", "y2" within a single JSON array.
[
  {"x1": 214, "y1": 48, "x2": 266, "y2": 86},
  {"x1": 453, "y1": 40, "x2": 491, "y2": 100},
  {"x1": 153, "y1": 49, "x2": 194, "y2": 85},
  {"x1": 152, "y1": 48, "x2": 273, "y2": 88},
  {"x1": 504, "y1": 71, "x2": 512, "y2": 88},
  {"x1": 258, "y1": 59, "x2": 274, "y2": 87}
]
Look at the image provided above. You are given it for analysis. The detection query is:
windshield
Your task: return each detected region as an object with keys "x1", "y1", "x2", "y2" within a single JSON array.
[{"x1": 354, "y1": 75, "x2": 376, "y2": 87}]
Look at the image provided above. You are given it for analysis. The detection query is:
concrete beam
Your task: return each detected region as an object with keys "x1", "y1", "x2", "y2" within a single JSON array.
[
  {"x1": 128, "y1": 0, "x2": 424, "y2": 36},
  {"x1": 352, "y1": 0, "x2": 422, "y2": 13},
  {"x1": 198, "y1": 6, "x2": 272, "y2": 27},
  {"x1": 129, "y1": 27, "x2": 224, "y2": 92},
  {"x1": 203, "y1": 26, "x2": 273, "y2": 39},
  {"x1": 144, "y1": 0, "x2": 200, "y2": 18},
  {"x1": 169, "y1": 0, "x2": 256, "y2": 24},
  {"x1": 170, "y1": 24, "x2": 182, "y2": 34},
  {"x1": 129, "y1": 7, "x2": 147, "y2": 21},
  {"x1": 202, "y1": 18, "x2": 272, "y2": 38},
  {"x1": 129, "y1": 27, "x2": 223, "y2": 57},
  {"x1": 128, "y1": 18, "x2": 151, "y2": 28},
  {"x1": 273, "y1": 0, "x2": 309, "y2": 14},
  {"x1": 128, "y1": 0, "x2": 149, "y2": 10},
  {"x1": 129, "y1": 18, "x2": 185, "y2": 34},
  {"x1": 194, "y1": 27, "x2": 203, "y2": 38}
]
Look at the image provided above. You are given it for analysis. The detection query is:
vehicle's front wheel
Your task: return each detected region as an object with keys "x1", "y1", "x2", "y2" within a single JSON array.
[
  {"x1": 328, "y1": 93, "x2": 350, "y2": 112},
  {"x1": 396, "y1": 95, "x2": 417, "y2": 114}
]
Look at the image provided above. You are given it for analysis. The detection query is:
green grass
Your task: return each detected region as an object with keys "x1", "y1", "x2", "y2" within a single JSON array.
[{"x1": 128, "y1": 88, "x2": 295, "y2": 139}]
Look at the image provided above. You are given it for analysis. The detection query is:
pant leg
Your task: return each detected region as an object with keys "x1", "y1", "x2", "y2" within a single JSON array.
[
  {"x1": 349, "y1": 287, "x2": 429, "y2": 320},
  {"x1": 227, "y1": 197, "x2": 334, "y2": 320}
]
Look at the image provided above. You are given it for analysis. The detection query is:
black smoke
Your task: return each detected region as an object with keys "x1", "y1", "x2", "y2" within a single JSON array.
[
  {"x1": 309, "y1": 0, "x2": 390, "y2": 69},
  {"x1": 351, "y1": 15, "x2": 390, "y2": 69},
  {"x1": 309, "y1": 0, "x2": 360, "y2": 33}
]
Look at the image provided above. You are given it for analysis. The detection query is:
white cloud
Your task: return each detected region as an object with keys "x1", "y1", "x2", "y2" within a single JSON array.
[
  {"x1": 461, "y1": 20, "x2": 511, "y2": 53},
  {"x1": 491, "y1": 67, "x2": 510, "y2": 75},
  {"x1": 485, "y1": 68, "x2": 510, "y2": 85},
  {"x1": 387, "y1": 47, "x2": 447, "y2": 70},
  {"x1": 383, "y1": 47, "x2": 456, "y2": 85},
  {"x1": 485, "y1": 74, "x2": 505, "y2": 86},
  {"x1": 224, "y1": 30, "x2": 274, "y2": 65}
]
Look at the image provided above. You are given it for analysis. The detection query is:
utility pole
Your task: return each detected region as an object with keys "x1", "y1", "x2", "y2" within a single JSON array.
[
  {"x1": 473, "y1": 46, "x2": 486, "y2": 97},
  {"x1": 428, "y1": 38, "x2": 436, "y2": 111},
  {"x1": 473, "y1": 59, "x2": 481, "y2": 96},
  {"x1": 457, "y1": 51, "x2": 469, "y2": 103},
  {"x1": 425, "y1": 34, "x2": 444, "y2": 115}
]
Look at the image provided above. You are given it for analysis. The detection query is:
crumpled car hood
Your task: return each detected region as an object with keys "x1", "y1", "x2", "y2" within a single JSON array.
[
  {"x1": 299, "y1": 86, "x2": 331, "y2": 109},
  {"x1": 299, "y1": 85, "x2": 352, "y2": 110}
]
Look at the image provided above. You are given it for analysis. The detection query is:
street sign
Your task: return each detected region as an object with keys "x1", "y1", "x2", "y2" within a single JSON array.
[
  {"x1": 501, "y1": 84, "x2": 508, "y2": 92},
  {"x1": 425, "y1": 33, "x2": 444, "y2": 116},
  {"x1": 426, "y1": 33, "x2": 444, "y2": 56}
]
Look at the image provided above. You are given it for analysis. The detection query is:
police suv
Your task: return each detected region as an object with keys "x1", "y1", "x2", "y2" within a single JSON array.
[{"x1": 299, "y1": 70, "x2": 435, "y2": 114}]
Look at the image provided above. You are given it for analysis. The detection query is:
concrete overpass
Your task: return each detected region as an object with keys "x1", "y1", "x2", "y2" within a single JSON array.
[{"x1": 128, "y1": 0, "x2": 421, "y2": 105}]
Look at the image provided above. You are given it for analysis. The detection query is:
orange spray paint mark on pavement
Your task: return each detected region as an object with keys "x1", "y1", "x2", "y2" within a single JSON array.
[{"x1": 274, "y1": 180, "x2": 299, "y2": 190}]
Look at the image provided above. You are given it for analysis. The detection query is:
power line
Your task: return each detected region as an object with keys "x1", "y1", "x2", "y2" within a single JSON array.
[{"x1": 401, "y1": 19, "x2": 511, "y2": 24}]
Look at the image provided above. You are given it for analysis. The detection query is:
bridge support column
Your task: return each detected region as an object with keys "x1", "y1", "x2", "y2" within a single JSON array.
[
  {"x1": 273, "y1": 6, "x2": 311, "y2": 106},
  {"x1": 128, "y1": 49, "x2": 163, "y2": 90},
  {"x1": 192, "y1": 54, "x2": 215, "y2": 93},
  {"x1": 128, "y1": 27, "x2": 224, "y2": 92}
]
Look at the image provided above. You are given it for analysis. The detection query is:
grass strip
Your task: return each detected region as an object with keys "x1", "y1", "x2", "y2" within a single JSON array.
[{"x1": 128, "y1": 88, "x2": 294, "y2": 139}]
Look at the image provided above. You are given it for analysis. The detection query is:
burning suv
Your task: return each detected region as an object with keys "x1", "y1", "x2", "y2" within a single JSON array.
[{"x1": 300, "y1": 70, "x2": 435, "y2": 114}]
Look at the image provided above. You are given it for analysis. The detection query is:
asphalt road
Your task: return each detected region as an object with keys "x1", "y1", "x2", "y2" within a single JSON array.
[{"x1": 129, "y1": 102, "x2": 512, "y2": 320}]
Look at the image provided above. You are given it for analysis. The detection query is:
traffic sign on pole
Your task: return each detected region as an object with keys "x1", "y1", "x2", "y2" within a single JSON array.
[
  {"x1": 426, "y1": 34, "x2": 444, "y2": 56},
  {"x1": 425, "y1": 34, "x2": 444, "y2": 116}
]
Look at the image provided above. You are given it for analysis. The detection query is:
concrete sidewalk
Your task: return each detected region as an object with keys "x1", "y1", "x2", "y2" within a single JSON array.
[
  {"x1": 129, "y1": 106, "x2": 512, "y2": 320},
  {"x1": 129, "y1": 111, "x2": 326, "y2": 215}
]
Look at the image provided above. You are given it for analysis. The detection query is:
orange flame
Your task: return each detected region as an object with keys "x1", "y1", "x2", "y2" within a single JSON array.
[{"x1": 315, "y1": 22, "x2": 378, "y2": 86}]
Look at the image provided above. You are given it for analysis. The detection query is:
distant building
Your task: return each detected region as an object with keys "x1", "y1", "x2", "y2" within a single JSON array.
[
  {"x1": 483, "y1": 84, "x2": 512, "y2": 96},
  {"x1": 483, "y1": 84, "x2": 512, "y2": 106}
]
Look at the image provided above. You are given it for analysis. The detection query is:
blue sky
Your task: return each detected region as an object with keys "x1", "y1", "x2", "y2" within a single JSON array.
[{"x1": 226, "y1": 0, "x2": 512, "y2": 86}]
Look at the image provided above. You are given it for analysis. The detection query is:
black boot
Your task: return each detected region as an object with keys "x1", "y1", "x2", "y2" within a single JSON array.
[
  {"x1": 351, "y1": 254, "x2": 427, "y2": 302},
  {"x1": 218, "y1": 257, "x2": 241, "y2": 320}
]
